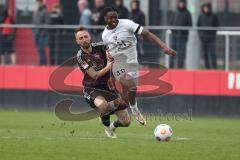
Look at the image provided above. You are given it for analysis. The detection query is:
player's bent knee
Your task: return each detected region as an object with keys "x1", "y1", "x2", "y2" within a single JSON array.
[
  {"x1": 123, "y1": 119, "x2": 131, "y2": 127},
  {"x1": 120, "y1": 78, "x2": 137, "y2": 92},
  {"x1": 94, "y1": 97, "x2": 109, "y2": 113},
  {"x1": 126, "y1": 81, "x2": 137, "y2": 92},
  {"x1": 120, "y1": 117, "x2": 131, "y2": 127},
  {"x1": 129, "y1": 86, "x2": 137, "y2": 92}
]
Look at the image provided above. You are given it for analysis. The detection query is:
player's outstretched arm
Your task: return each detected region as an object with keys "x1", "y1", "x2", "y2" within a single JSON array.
[
  {"x1": 141, "y1": 29, "x2": 177, "y2": 56},
  {"x1": 86, "y1": 62, "x2": 113, "y2": 80}
]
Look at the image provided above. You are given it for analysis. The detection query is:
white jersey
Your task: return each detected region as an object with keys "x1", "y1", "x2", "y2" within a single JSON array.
[{"x1": 102, "y1": 19, "x2": 143, "y2": 63}]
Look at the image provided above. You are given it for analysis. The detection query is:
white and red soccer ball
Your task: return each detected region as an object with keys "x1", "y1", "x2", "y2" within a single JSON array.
[{"x1": 154, "y1": 124, "x2": 173, "y2": 142}]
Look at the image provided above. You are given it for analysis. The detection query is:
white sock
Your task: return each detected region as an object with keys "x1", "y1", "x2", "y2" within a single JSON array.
[
  {"x1": 130, "y1": 101, "x2": 139, "y2": 111},
  {"x1": 109, "y1": 122, "x2": 116, "y2": 130}
]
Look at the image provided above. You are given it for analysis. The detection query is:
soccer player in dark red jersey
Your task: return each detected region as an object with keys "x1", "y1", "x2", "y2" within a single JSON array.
[{"x1": 75, "y1": 26, "x2": 130, "y2": 138}]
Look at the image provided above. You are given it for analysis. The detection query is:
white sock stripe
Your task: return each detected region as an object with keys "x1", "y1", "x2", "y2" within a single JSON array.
[{"x1": 129, "y1": 101, "x2": 138, "y2": 108}]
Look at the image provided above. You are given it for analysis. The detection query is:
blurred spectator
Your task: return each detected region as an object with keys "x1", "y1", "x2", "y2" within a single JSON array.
[
  {"x1": 129, "y1": 0, "x2": 145, "y2": 26},
  {"x1": 33, "y1": 0, "x2": 50, "y2": 65},
  {"x1": 49, "y1": 4, "x2": 64, "y2": 65},
  {"x1": 91, "y1": 0, "x2": 105, "y2": 25},
  {"x1": 91, "y1": 0, "x2": 106, "y2": 41},
  {"x1": 115, "y1": 0, "x2": 129, "y2": 19},
  {"x1": 0, "y1": 5, "x2": 8, "y2": 63},
  {"x1": 1, "y1": 9, "x2": 16, "y2": 65},
  {"x1": 129, "y1": 0, "x2": 145, "y2": 61},
  {"x1": 0, "y1": 5, "x2": 7, "y2": 23},
  {"x1": 170, "y1": 0, "x2": 192, "y2": 68},
  {"x1": 197, "y1": 3, "x2": 220, "y2": 69},
  {"x1": 78, "y1": 0, "x2": 91, "y2": 25}
]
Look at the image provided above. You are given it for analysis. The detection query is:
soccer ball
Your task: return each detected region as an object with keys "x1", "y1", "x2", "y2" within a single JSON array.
[{"x1": 154, "y1": 124, "x2": 173, "y2": 141}]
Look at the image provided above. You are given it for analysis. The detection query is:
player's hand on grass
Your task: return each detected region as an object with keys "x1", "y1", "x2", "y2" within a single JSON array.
[{"x1": 162, "y1": 45, "x2": 177, "y2": 57}]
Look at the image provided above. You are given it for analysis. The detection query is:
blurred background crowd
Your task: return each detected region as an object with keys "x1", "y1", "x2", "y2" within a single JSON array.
[{"x1": 0, "y1": 0, "x2": 240, "y2": 70}]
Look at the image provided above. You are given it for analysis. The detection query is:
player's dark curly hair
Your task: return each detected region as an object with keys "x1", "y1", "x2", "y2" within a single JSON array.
[{"x1": 103, "y1": 6, "x2": 118, "y2": 16}]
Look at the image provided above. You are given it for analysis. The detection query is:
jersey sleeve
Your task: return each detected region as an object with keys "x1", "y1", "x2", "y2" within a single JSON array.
[
  {"x1": 76, "y1": 50, "x2": 91, "y2": 72},
  {"x1": 126, "y1": 19, "x2": 143, "y2": 35},
  {"x1": 102, "y1": 33, "x2": 105, "y2": 42},
  {"x1": 101, "y1": 45, "x2": 108, "y2": 65},
  {"x1": 102, "y1": 29, "x2": 107, "y2": 42}
]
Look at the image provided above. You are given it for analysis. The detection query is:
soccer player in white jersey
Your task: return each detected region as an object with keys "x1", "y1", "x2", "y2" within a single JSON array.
[{"x1": 102, "y1": 7, "x2": 177, "y2": 125}]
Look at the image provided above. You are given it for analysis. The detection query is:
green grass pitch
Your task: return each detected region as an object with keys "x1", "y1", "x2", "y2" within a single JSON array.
[{"x1": 0, "y1": 110, "x2": 240, "y2": 160}]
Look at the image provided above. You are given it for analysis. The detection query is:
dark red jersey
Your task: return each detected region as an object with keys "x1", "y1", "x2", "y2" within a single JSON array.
[{"x1": 76, "y1": 44, "x2": 110, "y2": 88}]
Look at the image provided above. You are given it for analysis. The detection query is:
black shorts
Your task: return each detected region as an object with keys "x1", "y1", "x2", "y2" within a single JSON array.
[{"x1": 83, "y1": 85, "x2": 118, "y2": 109}]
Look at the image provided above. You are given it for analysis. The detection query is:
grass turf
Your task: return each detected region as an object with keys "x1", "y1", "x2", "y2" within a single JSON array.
[{"x1": 0, "y1": 110, "x2": 240, "y2": 160}]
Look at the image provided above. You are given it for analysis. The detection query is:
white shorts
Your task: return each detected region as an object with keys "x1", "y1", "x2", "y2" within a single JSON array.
[{"x1": 112, "y1": 54, "x2": 139, "y2": 84}]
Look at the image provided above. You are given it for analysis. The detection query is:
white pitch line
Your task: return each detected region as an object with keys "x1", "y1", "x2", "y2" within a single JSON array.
[
  {"x1": 0, "y1": 136, "x2": 192, "y2": 141},
  {"x1": 174, "y1": 137, "x2": 192, "y2": 141},
  {"x1": 0, "y1": 136, "x2": 107, "y2": 141},
  {"x1": 0, "y1": 136, "x2": 32, "y2": 139}
]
